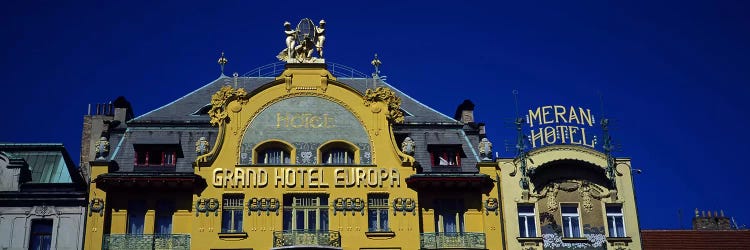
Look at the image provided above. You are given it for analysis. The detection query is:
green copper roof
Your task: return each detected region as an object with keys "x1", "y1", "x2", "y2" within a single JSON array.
[{"x1": 0, "y1": 143, "x2": 76, "y2": 184}]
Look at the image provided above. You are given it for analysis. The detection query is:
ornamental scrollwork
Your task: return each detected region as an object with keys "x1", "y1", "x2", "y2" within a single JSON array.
[
  {"x1": 248, "y1": 197, "x2": 280, "y2": 215},
  {"x1": 208, "y1": 85, "x2": 250, "y2": 126},
  {"x1": 333, "y1": 198, "x2": 365, "y2": 215},
  {"x1": 89, "y1": 198, "x2": 105, "y2": 216},
  {"x1": 363, "y1": 87, "x2": 404, "y2": 124},
  {"x1": 392, "y1": 198, "x2": 416, "y2": 215},
  {"x1": 484, "y1": 198, "x2": 499, "y2": 215},
  {"x1": 195, "y1": 198, "x2": 220, "y2": 216}
]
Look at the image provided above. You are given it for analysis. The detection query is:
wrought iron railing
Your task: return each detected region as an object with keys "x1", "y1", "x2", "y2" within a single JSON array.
[
  {"x1": 420, "y1": 232, "x2": 486, "y2": 249},
  {"x1": 242, "y1": 62, "x2": 369, "y2": 78},
  {"x1": 103, "y1": 234, "x2": 190, "y2": 250},
  {"x1": 273, "y1": 230, "x2": 341, "y2": 248}
]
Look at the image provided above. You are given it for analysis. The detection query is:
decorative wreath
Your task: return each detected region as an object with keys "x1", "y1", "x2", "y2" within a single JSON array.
[{"x1": 89, "y1": 198, "x2": 105, "y2": 216}]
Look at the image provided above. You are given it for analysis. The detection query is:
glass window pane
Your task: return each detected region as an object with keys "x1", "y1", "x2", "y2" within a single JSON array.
[
  {"x1": 380, "y1": 209, "x2": 388, "y2": 231},
  {"x1": 571, "y1": 217, "x2": 581, "y2": 237},
  {"x1": 561, "y1": 206, "x2": 577, "y2": 214},
  {"x1": 615, "y1": 217, "x2": 625, "y2": 237},
  {"x1": 606, "y1": 206, "x2": 622, "y2": 214},
  {"x1": 308, "y1": 210, "x2": 317, "y2": 230},
  {"x1": 296, "y1": 210, "x2": 305, "y2": 230},
  {"x1": 283, "y1": 209, "x2": 292, "y2": 230},
  {"x1": 320, "y1": 209, "x2": 328, "y2": 230},
  {"x1": 368, "y1": 210, "x2": 377, "y2": 231}
]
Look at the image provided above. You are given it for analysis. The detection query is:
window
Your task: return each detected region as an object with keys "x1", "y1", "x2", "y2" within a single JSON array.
[
  {"x1": 368, "y1": 194, "x2": 389, "y2": 232},
  {"x1": 429, "y1": 146, "x2": 462, "y2": 167},
  {"x1": 283, "y1": 194, "x2": 329, "y2": 231},
  {"x1": 29, "y1": 219, "x2": 53, "y2": 250},
  {"x1": 155, "y1": 201, "x2": 174, "y2": 234},
  {"x1": 518, "y1": 204, "x2": 537, "y2": 237},
  {"x1": 323, "y1": 148, "x2": 354, "y2": 164},
  {"x1": 561, "y1": 204, "x2": 581, "y2": 238},
  {"x1": 222, "y1": 194, "x2": 244, "y2": 233},
  {"x1": 258, "y1": 148, "x2": 290, "y2": 164},
  {"x1": 434, "y1": 199, "x2": 464, "y2": 233},
  {"x1": 134, "y1": 145, "x2": 178, "y2": 167},
  {"x1": 127, "y1": 200, "x2": 146, "y2": 234},
  {"x1": 606, "y1": 205, "x2": 626, "y2": 237}
]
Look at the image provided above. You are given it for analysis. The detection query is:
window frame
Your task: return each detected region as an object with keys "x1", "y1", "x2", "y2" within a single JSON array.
[
  {"x1": 319, "y1": 141, "x2": 359, "y2": 165},
  {"x1": 28, "y1": 219, "x2": 53, "y2": 250},
  {"x1": 283, "y1": 194, "x2": 329, "y2": 231},
  {"x1": 517, "y1": 203, "x2": 537, "y2": 238},
  {"x1": 154, "y1": 200, "x2": 174, "y2": 235},
  {"x1": 560, "y1": 203, "x2": 582, "y2": 238},
  {"x1": 606, "y1": 204, "x2": 626, "y2": 238},
  {"x1": 367, "y1": 193, "x2": 390, "y2": 232},
  {"x1": 253, "y1": 140, "x2": 295, "y2": 164},
  {"x1": 127, "y1": 200, "x2": 146, "y2": 235},
  {"x1": 221, "y1": 194, "x2": 244, "y2": 233},
  {"x1": 428, "y1": 145, "x2": 463, "y2": 167},
  {"x1": 434, "y1": 199, "x2": 465, "y2": 233},
  {"x1": 133, "y1": 145, "x2": 178, "y2": 167}
]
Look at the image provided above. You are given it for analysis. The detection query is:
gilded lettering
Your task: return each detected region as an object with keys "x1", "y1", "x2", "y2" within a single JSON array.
[
  {"x1": 223, "y1": 168, "x2": 233, "y2": 188},
  {"x1": 308, "y1": 168, "x2": 318, "y2": 187},
  {"x1": 391, "y1": 168, "x2": 400, "y2": 187},
  {"x1": 554, "y1": 105, "x2": 567, "y2": 123},
  {"x1": 568, "y1": 106, "x2": 580, "y2": 124},
  {"x1": 529, "y1": 128, "x2": 543, "y2": 148},
  {"x1": 275, "y1": 168, "x2": 284, "y2": 188},
  {"x1": 212, "y1": 168, "x2": 223, "y2": 187},
  {"x1": 257, "y1": 169, "x2": 268, "y2": 187},
  {"x1": 569, "y1": 126, "x2": 581, "y2": 145},
  {"x1": 277, "y1": 112, "x2": 289, "y2": 128},
  {"x1": 544, "y1": 126, "x2": 556, "y2": 145},
  {"x1": 285, "y1": 168, "x2": 296, "y2": 187},
  {"x1": 367, "y1": 168, "x2": 378, "y2": 187},
  {"x1": 297, "y1": 168, "x2": 307, "y2": 188},
  {"x1": 234, "y1": 168, "x2": 244, "y2": 187},
  {"x1": 528, "y1": 107, "x2": 542, "y2": 128},
  {"x1": 334, "y1": 168, "x2": 346, "y2": 187},
  {"x1": 541, "y1": 106, "x2": 552, "y2": 124},
  {"x1": 579, "y1": 107, "x2": 593, "y2": 126}
]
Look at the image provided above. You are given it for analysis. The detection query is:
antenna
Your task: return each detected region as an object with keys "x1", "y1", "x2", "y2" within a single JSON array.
[{"x1": 512, "y1": 90, "x2": 520, "y2": 118}]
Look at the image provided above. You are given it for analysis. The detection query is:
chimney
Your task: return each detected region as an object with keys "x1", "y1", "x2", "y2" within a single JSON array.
[{"x1": 454, "y1": 99, "x2": 475, "y2": 124}]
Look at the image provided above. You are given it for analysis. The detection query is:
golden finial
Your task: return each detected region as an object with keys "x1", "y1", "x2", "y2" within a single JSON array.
[
  {"x1": 371, "y1": 53, "x2": 382, "y2": 75},
  {"x1": 218, "y1": 52, "x2": 228, "y2": 76}
]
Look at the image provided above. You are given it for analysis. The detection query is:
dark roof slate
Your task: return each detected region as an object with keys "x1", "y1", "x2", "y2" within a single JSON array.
[{"x1": 130, "y1": 75, "x2": 459, "y2": 125}]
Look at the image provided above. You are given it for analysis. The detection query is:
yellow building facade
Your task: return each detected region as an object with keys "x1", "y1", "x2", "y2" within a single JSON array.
[{"x1": 83, "y1": 18, "x2": 641, "y2": 250}]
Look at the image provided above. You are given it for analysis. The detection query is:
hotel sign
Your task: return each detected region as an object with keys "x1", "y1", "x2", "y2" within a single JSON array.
[
  {"x1": 526, "y1": 105, "x2": 597, "y2": 148},
  {"x1": 212, "y1": 167, "x2": 401, "y2": 189}
]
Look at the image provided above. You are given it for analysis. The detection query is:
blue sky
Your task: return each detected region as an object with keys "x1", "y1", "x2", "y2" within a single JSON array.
[{"x1": 2, "y1": 1, "x2": 749, "y2": 229}]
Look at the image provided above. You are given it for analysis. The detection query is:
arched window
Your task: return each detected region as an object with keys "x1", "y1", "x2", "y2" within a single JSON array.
[
  {"x1": 255, "y1": 141, "x2": 294, "y2": 164},
  {"x1": 319, "y1": 141, "x2": 358, "y2": 165}
]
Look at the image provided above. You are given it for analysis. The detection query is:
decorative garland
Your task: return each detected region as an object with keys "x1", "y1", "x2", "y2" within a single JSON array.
[
  {"x1": 89, "y1": 198, "x2": 105, "y2": 216},
  {"x1": 392, "y1": 198, "x2": 416, "y2": 215},
  {"x1": 195, "y1": 198, "x2": 220, "y2": 216},
  {"x1": 333, "y1": 197, "x2": 365, "y2": 215},
  {"x1": 248, "y1": 197, "x2": 280, "y2": 215},
  {"x1": 484, "y1": 198, "x2": 499, "y2": 215}
]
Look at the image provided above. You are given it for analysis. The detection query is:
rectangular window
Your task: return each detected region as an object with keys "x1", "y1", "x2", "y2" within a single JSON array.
[
  {"x1": 221, "y1": 194, "x2": 244, "y2": 233},
  {"x1": 606, "y1": 205, "x2": 626, "y2": 237},
  {"x1": 428, "y1": 146, "x2": 462, "y2": 167},
  {"x1": 517, "y1": 204, "x2": 537, "y2": 237},
  {"x1": 29, "y1": 219, "x2": 53, "y2": 250},
  {"x1": 368, "y1": 194, "x2": 389, "y2": 232},
  {"x1": 283, "y1": 194, "x2": 329, "y2": 231},
  {"x1": 154, "y1": 201, "x2": 174, "y2": 234},
  {"x1": 434, "y1": 199, "x2": 464, "y2": 233},
  {"x1": 127, "y1": 200, "x2": 146, "y2": 234},
  {"x1": 561, "y1": 204, "x2": 581, "y2": 238},
  {"x1": 134, "y1": 145, "x2": 178, "y2": 167}
]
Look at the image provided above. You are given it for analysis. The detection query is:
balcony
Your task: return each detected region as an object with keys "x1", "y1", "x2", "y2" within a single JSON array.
[
  {"x1": 272, "y1": 230, "x2": 342, "y2": 249},
  {"x1": 103, "y1": 234, "x2": 190, "y2": 250},
  {"x1": 420, "y1": 232, "x2": 486, "y2": 249}
]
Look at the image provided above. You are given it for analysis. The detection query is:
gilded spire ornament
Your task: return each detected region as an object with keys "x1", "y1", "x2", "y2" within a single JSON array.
[{"x1": 218, "y1": 52, "x2": 228, "y2": 76}]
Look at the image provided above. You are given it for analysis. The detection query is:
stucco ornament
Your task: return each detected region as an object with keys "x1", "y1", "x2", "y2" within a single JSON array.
[
  {"x1": 363, "y1": 87, "x2": 404, "y2": 124},
  {"x1": 208, "y1": 85, "x2": 249, "y2": 126},
  {"x1": 195, "y1": 137, "x2": 210, "y2": 155},
  {"x1": 277, "y1": 18, "x2": 326, "y2": 63},
  {"x1": 94, "y1": 136, "x2": 109, "y2": 160},
  {"x1": 401, "y1": 137, "x2": 415, "y2": 155},
  {"x1": 478, "y1": 138, "x2": 493, "y2": 160},
  {"x1": 89, "y1": 198, "x2": 105, "y2": 216}
]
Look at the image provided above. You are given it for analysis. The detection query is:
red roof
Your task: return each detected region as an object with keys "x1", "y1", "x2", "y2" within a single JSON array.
[{"x1": 642, "y1": 230, "x2": 750, "y2": 250}]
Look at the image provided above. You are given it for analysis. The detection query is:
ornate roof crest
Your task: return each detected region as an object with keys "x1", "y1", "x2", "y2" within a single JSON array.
[{"x1": 277, "y1": 18, "x2": 326, "y2": 63}]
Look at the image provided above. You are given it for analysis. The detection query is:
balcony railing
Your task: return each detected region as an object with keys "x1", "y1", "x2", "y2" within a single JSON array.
[
  {"x1": 103, "y1": 234, "x2": 190, "y2": 250},
  {"x1": 420, "y1": 232, "x2": 486, "y2": 249},
  {"x1": 273, "y1": 230, "x2": 341, "y2": 248}
]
